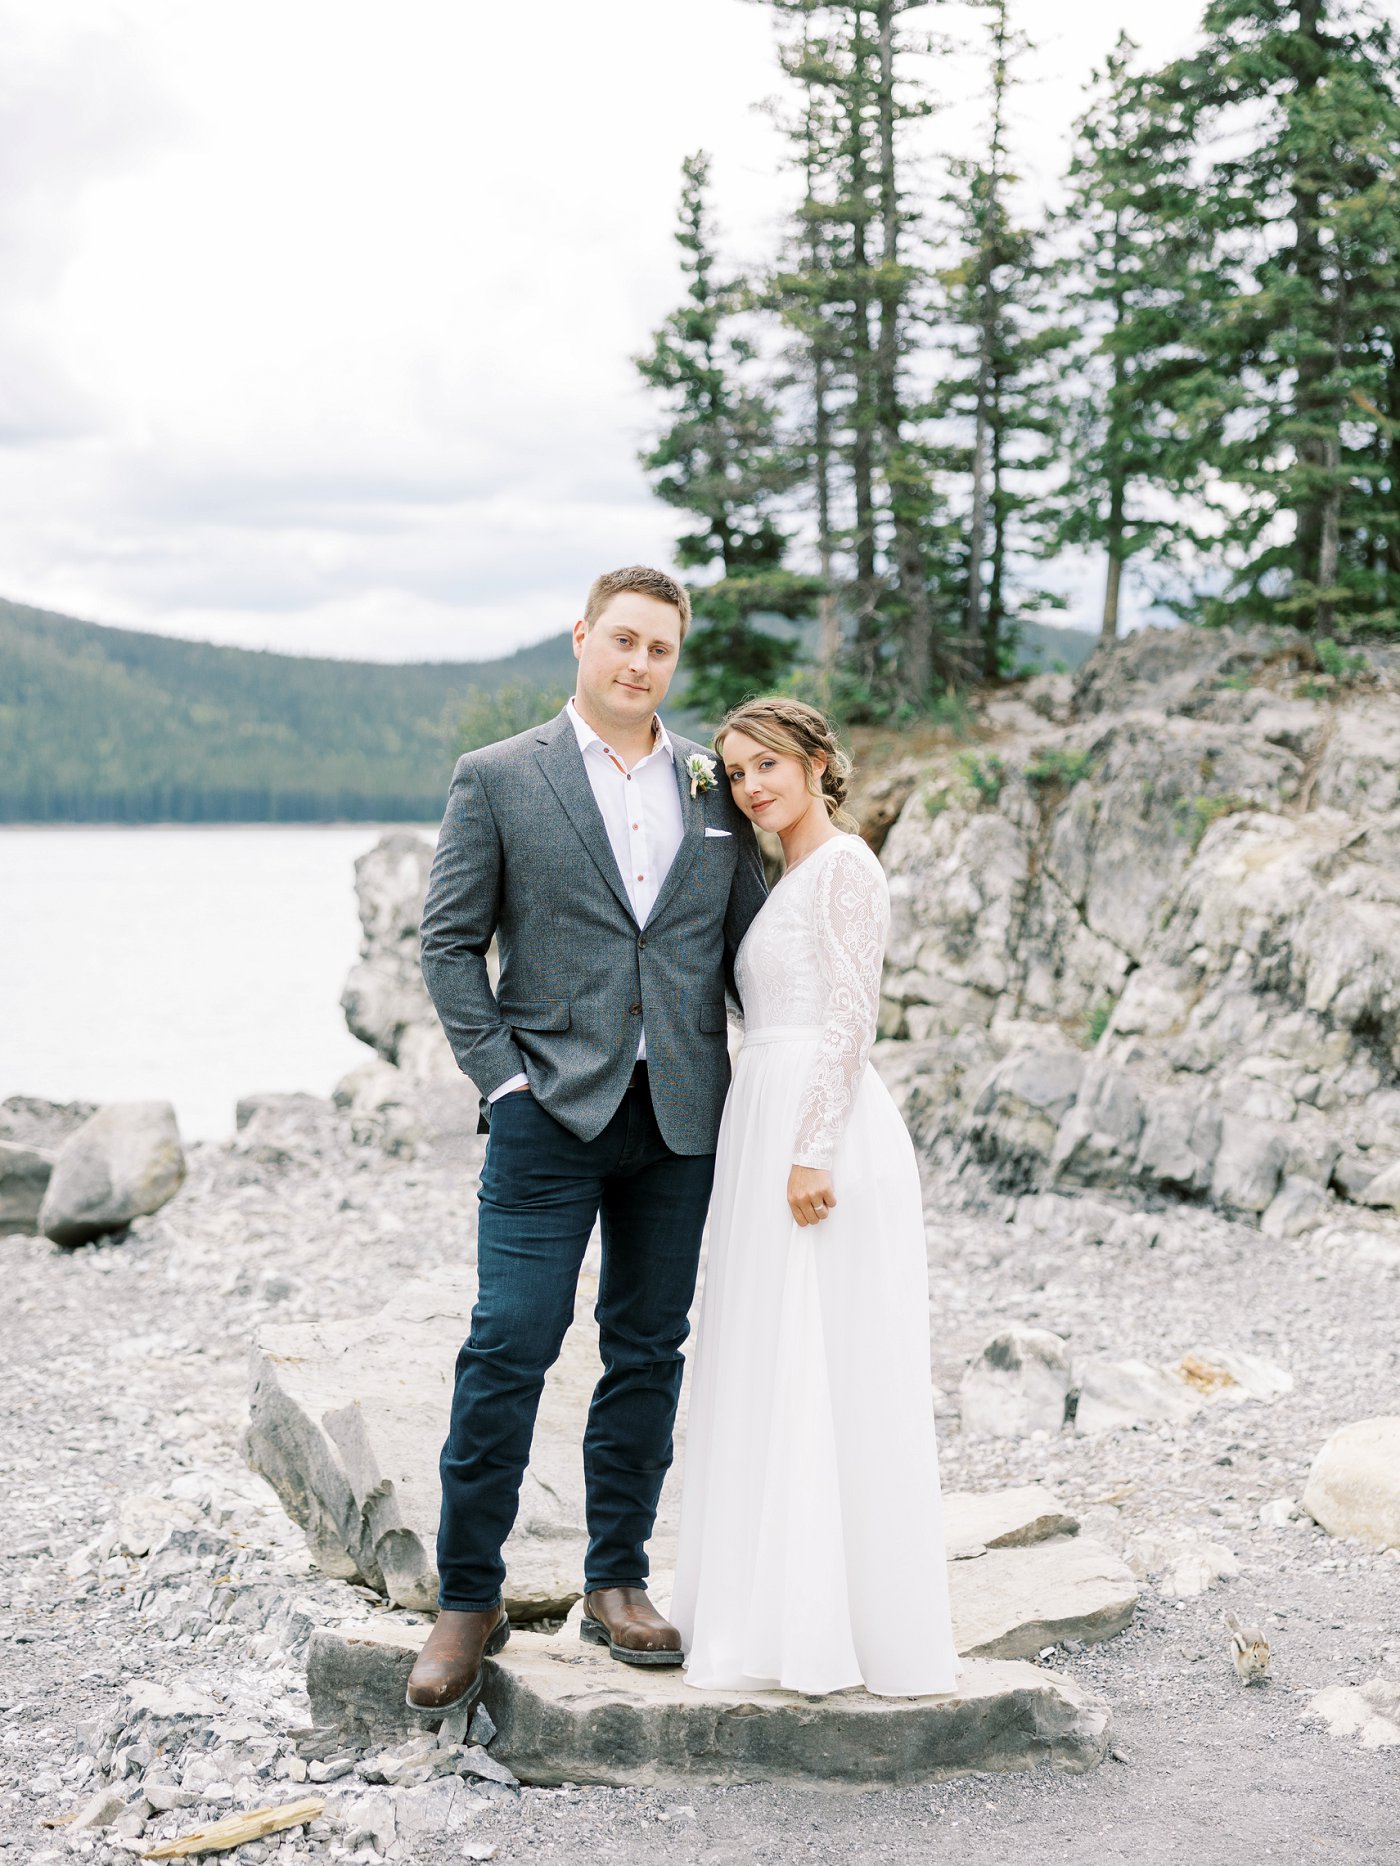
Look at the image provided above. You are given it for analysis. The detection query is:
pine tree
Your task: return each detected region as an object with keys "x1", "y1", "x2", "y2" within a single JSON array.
[
  {"x1": 754, "y1": 1, "x2": 961, "y2": 712},
  {"x1": 930, "y1": 0, "x2": 1067, "y2": 678},
  {"x1": 1155, "y1": 0, "x2": 1400, "y2": 633},
  {"x1": 1054, "y1": 35, "x2": 1217, "y2": 640},
  {"x1": 635, "y1": 152, "x2": 811, "y2": 718}
]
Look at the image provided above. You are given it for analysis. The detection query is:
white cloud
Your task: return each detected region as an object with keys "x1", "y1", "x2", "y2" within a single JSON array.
[{"x1": 0, "y1": 1, "x2": 1202, "y2": 659}]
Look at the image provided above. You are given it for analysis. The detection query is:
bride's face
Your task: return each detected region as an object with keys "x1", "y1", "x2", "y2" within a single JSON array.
[{"x1": 721, "y1": 728, "x2": 826, "y2": 836}]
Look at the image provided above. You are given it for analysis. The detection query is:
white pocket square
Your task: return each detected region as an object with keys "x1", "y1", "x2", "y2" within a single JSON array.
[{"x1": 704, "y1": 827, "x2": 733, "y2": 838}]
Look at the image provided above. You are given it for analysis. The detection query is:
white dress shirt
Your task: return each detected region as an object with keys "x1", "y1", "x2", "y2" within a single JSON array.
[{"x1": 488, "y1": 697, "x2": 686, "y2": 1100}]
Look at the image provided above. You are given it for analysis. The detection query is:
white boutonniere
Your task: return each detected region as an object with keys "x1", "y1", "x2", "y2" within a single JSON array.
[{"x1": 686, "y1": 752, "x2": 718, "y2": 798}]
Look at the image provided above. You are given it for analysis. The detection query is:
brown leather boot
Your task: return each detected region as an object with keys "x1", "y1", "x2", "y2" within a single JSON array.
[
  {"x1": 580, "y1": 1587, "x2": 684, "y2": 1667},
  {"x1": 405, "y1": 1605, "x2": 510, "y2": 1715}
]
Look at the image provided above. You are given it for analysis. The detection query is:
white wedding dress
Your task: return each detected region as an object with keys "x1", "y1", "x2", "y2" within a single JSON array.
[{"x1": 671, "y1": 832, "x2": 961, "y2": 1698}]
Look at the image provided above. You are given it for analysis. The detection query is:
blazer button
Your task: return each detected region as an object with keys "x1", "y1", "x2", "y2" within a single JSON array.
[
  {"x1": 637, "y1": 936, "x2": 646, "y2": 949},
  {"x1": 628, "y1": 1003, "x2": 642, "y2": 1015}
]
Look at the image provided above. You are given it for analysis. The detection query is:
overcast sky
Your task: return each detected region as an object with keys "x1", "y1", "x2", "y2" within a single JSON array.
[{"x1": 1, "y1": 2, "x2": 1226, "y2": 664}]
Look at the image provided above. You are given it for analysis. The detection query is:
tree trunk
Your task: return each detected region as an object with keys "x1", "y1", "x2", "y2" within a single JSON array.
[
  {"x1": 1102, "y1": 551, "x2": 1123, "y2": 643},
  {"x1": 986, "y1": 390, "x2": 1006, "y2": 681},
  {"x1": 874, "y1": 0, "x2": 935, "y2": 701},
  {"x1": 1387, "y1": 352, "x2": 1400, "y2": 589},
  {"x1": 814, "y1": 353, "x2": 841, "y2": 688},
  {"x1": 963, "y1": 352, "x2": 991, "y2": 656},
  {"x1": 1317, "y1": 431, "x2": 1341, "y2": 631},
  {"x1": 1290, "y1": 0, "x2": 1332, "y2": 623}
]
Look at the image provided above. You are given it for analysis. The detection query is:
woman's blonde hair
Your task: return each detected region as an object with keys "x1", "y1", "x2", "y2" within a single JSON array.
[{"x1": 713, "y1": 695, "x2": 859, "y2": 833}]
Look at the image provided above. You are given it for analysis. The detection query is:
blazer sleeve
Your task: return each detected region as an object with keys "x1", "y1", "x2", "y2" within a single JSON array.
[
  {"x1": 419, "y1": 753, "x2": 527, "y2": 1097},
  {"x1": 722, "y1": 808, "x2": 769, "y2": 1006}
]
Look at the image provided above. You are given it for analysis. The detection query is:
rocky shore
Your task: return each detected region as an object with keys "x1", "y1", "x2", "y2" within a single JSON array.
[{"x1": 3, "y1": 625, "x2": 1400, "y2": 1863}]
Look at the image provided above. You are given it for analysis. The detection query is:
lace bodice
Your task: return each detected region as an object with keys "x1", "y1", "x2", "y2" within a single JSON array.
[{"x1": 735, "y1": 833, "x2": 890, "y2": 1169}]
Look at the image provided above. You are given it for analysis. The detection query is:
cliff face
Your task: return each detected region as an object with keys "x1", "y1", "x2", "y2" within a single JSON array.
[
  {"x1": 343, "y1": 623, "x2": 1400, "y2": 1240},
  {"x1": 876, "y1": 624, "x2": 1400, "y2": 1236}
]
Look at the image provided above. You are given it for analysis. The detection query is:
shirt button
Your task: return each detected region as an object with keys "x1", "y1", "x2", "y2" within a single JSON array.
[
  {"x1": 632, "y1": 822, "x2": 639, "y2": 830},
  {"x1": 637, "y1": 873, "x2": 644, "y2": 881}
]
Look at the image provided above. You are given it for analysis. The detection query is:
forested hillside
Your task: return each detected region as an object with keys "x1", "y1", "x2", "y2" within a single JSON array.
[
  {"x1": 0, "y1": 599, "x2": 576, "y2": 823},
  {"x1": 0, "y1": 597, "x2": 1092, "y2": 824}
]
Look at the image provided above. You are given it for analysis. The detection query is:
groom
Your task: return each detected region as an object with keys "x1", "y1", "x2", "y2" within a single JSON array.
[{"x1": 408, "y1": 565, "x2": 767, "y2": 1714}]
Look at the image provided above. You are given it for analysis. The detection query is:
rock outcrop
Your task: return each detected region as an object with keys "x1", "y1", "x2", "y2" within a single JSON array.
[
  {"x1": 339, "y1": 832, "x2": 457, "y2": 1084},
  {"x1": 876, "y1": 625, "x2": 1400, "y2": 1233},
  {"x1": 38, "y1": 1101, "x2": 187, "y2": 1247},
  {"x1": 243, "y1": 1271, "x2": 613, "y2": 1619}
]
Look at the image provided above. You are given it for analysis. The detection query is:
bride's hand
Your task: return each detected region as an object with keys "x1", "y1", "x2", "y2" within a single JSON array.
[{"x1": 788, "y1": 1165, "x2": 836, "y2": 1227}]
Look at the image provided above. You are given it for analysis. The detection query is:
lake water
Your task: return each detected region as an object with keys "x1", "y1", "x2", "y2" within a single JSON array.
[{"x1": 0, "y1": 824, "x2": 435, "y2": 1140}]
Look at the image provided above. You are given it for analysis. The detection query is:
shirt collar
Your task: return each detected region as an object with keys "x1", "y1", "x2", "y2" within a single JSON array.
[{"x1": 566, "y1": 695, "x2": 674, "y2": 765}]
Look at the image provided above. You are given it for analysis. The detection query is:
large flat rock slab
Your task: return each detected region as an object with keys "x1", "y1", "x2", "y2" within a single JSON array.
[
  {"x1": 308, "y1": 1623, "x2": 1111, "y2": 1786},
  {"x1": 246, "y1": 1266, "x2": 1093, "y2": 1625},
  {"x1": 943, "y1": 1484, "x2": 1078, "y2": 1558},
  {"x1": 244, "y1": 1270, "x2": 623, "y2": 1618},
  {"x1": 948, "y1": 1537, "x2": 1139, "y2": 1659}
]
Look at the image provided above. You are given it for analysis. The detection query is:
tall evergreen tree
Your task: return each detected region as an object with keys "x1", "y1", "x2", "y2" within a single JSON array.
[
  {"x1": 1054, "y1": 35, "x2": 1218, "y2": 640},
  {"x1": 754, "y1": 1, "x2": 961, "y2": 711},
  {"x1": 1155, "y1": 0, "x2": 1400, "y2": 633},
  {"x1": 931, "y1": 0, "x2": 1066, "y2": 678},
  {"x1": 757, "y1": 10, "x2": 852, "y2": 695},
  {"x1": 635, "y1": 152, "x2": 811, "y2": 717}
]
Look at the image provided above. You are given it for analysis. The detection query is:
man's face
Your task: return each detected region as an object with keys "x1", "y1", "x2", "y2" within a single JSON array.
[{"x1": 573, "y1": 592, "x2": 683, "y2": 729}]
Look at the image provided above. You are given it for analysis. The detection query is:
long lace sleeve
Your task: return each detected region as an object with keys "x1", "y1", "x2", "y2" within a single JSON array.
[{"x1": 792, "y1": 842, "x2": 890, "y2": 1169}]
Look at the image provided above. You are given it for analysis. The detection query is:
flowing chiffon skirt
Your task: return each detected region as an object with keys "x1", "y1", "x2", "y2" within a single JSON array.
[{"x1": 670, "y1": 1025, "x2": 962, "y2": 1698}]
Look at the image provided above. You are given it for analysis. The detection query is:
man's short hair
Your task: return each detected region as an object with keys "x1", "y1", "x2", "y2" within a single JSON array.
[{"x1": 583, "y1": 566, "x2": 691, "y2": 640}]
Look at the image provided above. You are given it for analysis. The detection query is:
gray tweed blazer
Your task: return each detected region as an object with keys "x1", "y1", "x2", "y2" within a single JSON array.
[{"x1": 419, "y1": 707, "x2": 768, "y2": 1155}]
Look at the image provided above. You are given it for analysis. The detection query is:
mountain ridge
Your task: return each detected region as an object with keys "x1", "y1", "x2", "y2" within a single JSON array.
[{"x1": 0, "y1": 596, "x2": 1096, "y2": 823}]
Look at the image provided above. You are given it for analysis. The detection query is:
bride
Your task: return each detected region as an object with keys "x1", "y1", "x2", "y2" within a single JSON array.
[{"x1": 670, "y1": 696, "x2": 961, "y2": 1698}]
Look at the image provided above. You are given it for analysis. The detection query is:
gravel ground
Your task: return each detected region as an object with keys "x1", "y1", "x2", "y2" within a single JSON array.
[{"x1": 2, "y1": 1086, "x2": 1398, "y2": 1866}]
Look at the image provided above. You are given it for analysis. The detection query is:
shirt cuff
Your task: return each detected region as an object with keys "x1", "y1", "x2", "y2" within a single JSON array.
[{"x1": 487, "y1": 1073, "x2": 530, "y2": 1102}]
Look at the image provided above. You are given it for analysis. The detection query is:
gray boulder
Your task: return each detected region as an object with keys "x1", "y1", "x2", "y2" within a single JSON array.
[
  {"x1": 1261, "y1": 1175, "x2": 1332, "y2": 1238},
  {"x1": 1306, "y1": 1676, "x2": 1400, "y2": 1750},
  {"x1": 1074, "y1": 1344, "x2": 1290, "y2": 1435},
  {"x1": 959, "y1": 1326, "x2": 1074, "y2": 1439},
  {"x1": 0, "y1": 1140, "x2": 53, "y2": 1234},
  {"x1": 340, "y1": 832, "x2": 457, "y2": 1083},
  {"x1": 0, "y1": 1093, "x2": 98, "y2": 1149},
  {"x1": 961, "y1": 1047, "x2": 1086, "y2": 1191},
  {"x1": 1302, "y1": 1417, "x2": 1400, "y2": 1551},
  {"x1": 1072, "y1": 1358, "x2": 1202, "y2": 1435},
  {"x1": 1048, "y1": 1064, "x2": 1144, "y2": 1189},
  {"x1": 38, "y1": 1101, "x2": 186, "y2": 1247},
  {"x1": 1209, "y1": 1114, "x2": 1289, "y2": 1214}
]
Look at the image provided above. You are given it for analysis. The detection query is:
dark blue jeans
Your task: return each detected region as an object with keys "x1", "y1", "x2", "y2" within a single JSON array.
[{"x1": 436, "y1": 1068, "x2": 715, "y2": 1612}]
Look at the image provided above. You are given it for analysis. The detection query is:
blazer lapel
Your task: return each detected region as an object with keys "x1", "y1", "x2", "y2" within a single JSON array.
[
  {"x1": 645, "y1": 739, "x2": 704, "y2": 927},
  {"x1": 535, "y1": 713, "x2": 636, "y2": 921}
]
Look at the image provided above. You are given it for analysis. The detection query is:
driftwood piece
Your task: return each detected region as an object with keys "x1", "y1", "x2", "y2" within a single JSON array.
[{"x1": 140, "y1": 1795, "x2": 324, "y2": 1858}]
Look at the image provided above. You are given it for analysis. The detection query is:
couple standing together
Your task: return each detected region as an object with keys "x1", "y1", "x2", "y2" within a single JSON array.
[{"x1": 407, "y1": 564, "x2": 960, "y2": 1715}]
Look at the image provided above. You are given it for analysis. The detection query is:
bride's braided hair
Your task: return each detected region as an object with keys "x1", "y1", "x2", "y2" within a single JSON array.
[{"x1": 713, "y1": 695, "x2": 859, "y2": 833}]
